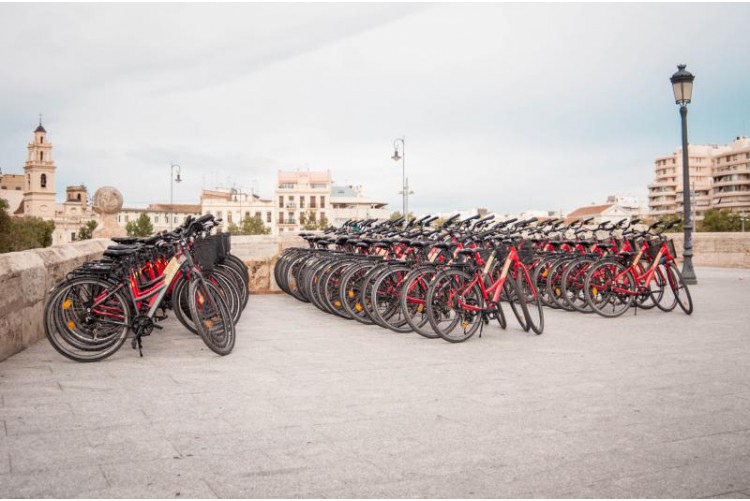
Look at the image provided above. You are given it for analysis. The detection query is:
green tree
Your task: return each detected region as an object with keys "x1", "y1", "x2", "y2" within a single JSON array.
[
  {"x1": 656, "y1": 215, "x2": 684, "y2": 233},
  {"x1": 389, "y1": 211, "x2": 402, "y2": 221},
  {"x1": 317, "y1": 214, "x2": 329, "y2": 231},
  {"x1": 433, "y1": 217, "x2": 446, "y2": 228},
  {"x1": 301, "y1": 210, "x2": 319, "y2": 231},
  {"x1": 125, "y1": 213, "x2": 154, "y2": 237},
  {"x1": 0, "y1": 198, "x2": 13, "y2": 252},
  {"x1": 226, "y1": 222, "x2": 242, "y2": 235},
  {"x1": 700, "y1": 209, "x2": 741, "y2": 232},
  {"x1": 239, "y1": 216, "x2": 271, "y2": 235},
  {"x1": 76, "y1": 220, "x2": 98, "y2": 240}
]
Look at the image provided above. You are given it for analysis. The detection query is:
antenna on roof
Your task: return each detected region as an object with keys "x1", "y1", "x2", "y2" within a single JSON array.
[{"x1": 38, "y1": 113, "x2": 43, "y2": 127}]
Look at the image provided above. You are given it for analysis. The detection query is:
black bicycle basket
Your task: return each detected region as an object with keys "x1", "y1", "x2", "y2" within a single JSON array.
[{"x1": 193, "y1": 237, "x2": 218, "y2": 272}]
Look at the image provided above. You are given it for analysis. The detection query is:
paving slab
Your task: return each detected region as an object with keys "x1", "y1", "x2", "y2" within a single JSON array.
[{"x1": 0, "y1": 266, "x2": 749, "y2": 497}]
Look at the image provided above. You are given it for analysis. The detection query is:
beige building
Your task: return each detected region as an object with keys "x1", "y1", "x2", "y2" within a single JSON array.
[
  {"x1": 711, "y1": 136, "x2": 750, "y2": 213},
  {"x1": 648, "y1": 137, "x2": 750, "y2": 219},
  {"x1": 1, "y1": 123, "x2": 97, "y2": 245},
  {"x1": 200, "y1": 188, "x2": 275, "y2": 231},
  {"x1": 117, "y1": 203, "x2": 202, "y2": 233},
  {"x1": 275, "y1": 170, "x2": 332, "y2": 234}
]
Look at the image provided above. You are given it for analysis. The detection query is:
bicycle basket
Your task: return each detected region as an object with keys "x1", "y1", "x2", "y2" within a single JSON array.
[
  {"x1": 206, "y1": 233, "x2": 230, "y2": 261},
  {"x1": 517, "y1": 241, "x2": 536, "y2": 265},
  {"x1": 667, "y1": 238, "x2": 677, "y2": 259},
  {"x1": 647, "y1": 239, "x2": 662, "y2": 259},
  {"x1": 193, "y1": 237, "x2": 218, "y2": 272}
]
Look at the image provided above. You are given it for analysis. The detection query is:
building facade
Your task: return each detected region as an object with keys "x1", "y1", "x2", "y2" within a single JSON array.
[
  {"x1": 1, "y1": 123, "x2": 96, "y2": 245},
  {"x1": 117, "y1": 204, "x2": 202, "y2": 233},
  {"x1": 648, "y1": 137, "x2": 750, "y2": 219},
  {"x1": 200, "y1": 188, "x2": 275, "y2": 232},
  {"x1": 711, "y1": 136, "x2": 750, "y2": 213},
  {"x1": 274, "y1": 170, "x2": 332, "y2": 234},
  {"x1": 329, "y1": 185, "x2": 389, "y2": 227}
]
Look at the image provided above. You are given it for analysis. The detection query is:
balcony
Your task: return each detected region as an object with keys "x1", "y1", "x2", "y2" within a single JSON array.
[{"x1": 285, "y1": 203, "x2": 297, "y2": 209}]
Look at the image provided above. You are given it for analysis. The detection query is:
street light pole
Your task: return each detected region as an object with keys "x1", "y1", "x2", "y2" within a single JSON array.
[
  {"x1": 670, "y1": 64, "x2": 697, "y2": 285},
  {"x1": 391, "y1": 137, "x2": 413, "y2": 222},
  {"x1": 170, "y1": 164, "x2": 182, "y2": 230}
]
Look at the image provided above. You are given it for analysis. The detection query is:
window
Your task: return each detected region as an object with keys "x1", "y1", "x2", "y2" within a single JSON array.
[
  {"x1": 310, "y1": 196, "x2": 317, "y2": 208},
  {"x1": 255, "y1": 212, "x2": 261, "y2": 220},
  {"x1": 71, "y1": 232, "x2": 76, "y2": 241},
  {"x1": 217, "y1": 211, "x2": 223, "y2": 219},
  {"x1": 76, "y1": 193, "x2": 81, "y2": 201},
  {"x1": 279, "y1": 183, "x2": 295, "y2": 189},
  {"x1": 154, "y1": 216, "x2": 159, "y2": 224},
  {"x1": 40, "y1": 173, "x2": 47, "y2": 188},
  {"x1": 279, "y1": 212, "x2": 284, "y2": 223},
  {"x1": 125, "y1": 215, "x2": 129, "y2": 223},
  {"x1": 279, "y1": 196, "x2": 284, "y2": 208},
  {"x1": 227, "y1": 212, "x2": 233, "y2": 223},
  {"x1": 245, "y1": 211, "x2": 251, "y2": 219},
  {"x1": 320, "y1": 196, "x2": 326, "y2": 208},
  {"x1": 267, "y1": 212, "x2": 272, "y2": 223},
  {"x1": 40, "y1": 151, "x2": 44, "y2": 162},
  {"x1": 300, "y1": 197, "x2": 305, "y2": 209},
  {"x1": 118, "y1": 215, "x2": 121, "y2": 222}
]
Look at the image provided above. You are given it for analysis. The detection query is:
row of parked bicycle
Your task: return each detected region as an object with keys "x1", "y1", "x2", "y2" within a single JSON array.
[
  {"x1": 274, "y1": 213, "x2": 693, "y2": 343},
  {"x1": 44, "y1": 214, "x2": 245, "y2": 362}
]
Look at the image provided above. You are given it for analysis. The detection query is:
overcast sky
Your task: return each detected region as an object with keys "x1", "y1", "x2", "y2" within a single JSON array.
[{"x1": 1, "y1": 3, "x2": 749, "y2": 214}]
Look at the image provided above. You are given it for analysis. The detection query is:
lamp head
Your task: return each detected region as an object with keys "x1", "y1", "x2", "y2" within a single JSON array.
[
  {"x1": 670, "y1": 64, "x2": 695, "y2": 106},
  {"x1": 175, "y1": 173, "x2": 182, "y2": 183},
  {"x1": 391, "y1": 149, "x2": 401, "y2": 162}
]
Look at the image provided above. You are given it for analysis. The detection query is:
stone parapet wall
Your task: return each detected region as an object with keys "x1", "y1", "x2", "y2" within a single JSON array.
[
  {"x1": 0, "y1": 239, "x2": 112, "y2": 362},
  {"x1": 669, "y1": 232, "x2": 750, "y2": 269},
  {"x1": 229, "y1": 235, "x2": 306, "y2": 293}
]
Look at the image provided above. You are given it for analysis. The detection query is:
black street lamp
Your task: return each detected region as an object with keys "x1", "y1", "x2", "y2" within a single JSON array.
[
  {"x1": 170, "y1": 163, "x2": 182, "y2": 230},
  {"x1": 670, "y1": 64, "x2": 697, "y2": 284}
]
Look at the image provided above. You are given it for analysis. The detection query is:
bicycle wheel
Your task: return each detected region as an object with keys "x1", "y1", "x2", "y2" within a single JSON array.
[
  {"x1": 546, "y1": 257, "x2": 575, "y2": 311},
  {"x1": 425, "y1": 268, "x2": 484, "y2": 343},
  {"x1": 188, "y1": 279, "x2": 236, "y2": 355},
  {"x1": 371, "y1": 265, "x2": 413, "y2": 333},
  {"x1": 44, "y1": 278, "x2": 131, "y2": 362},
  {"x1": 584, "y1": 260, "x2": 635, "y2": 318},
  {"x1": 665, "y1": 263, "x2": 694, "y2": 315},
  {"x1": 561, "y1": 257, "x2": 595, "y2": 314},
  {"x1": 399, "y1": 266, "x2": 440, "y2": 339},
  {"x1": 515, "y1": 262, "x2": 544, "y2": 335},
  {"x1": 322, "y1": 259, "x2": 355, "y2": 319},
  {"x1": 339, "y1": 261, "x2": 377, "y2": 325}
]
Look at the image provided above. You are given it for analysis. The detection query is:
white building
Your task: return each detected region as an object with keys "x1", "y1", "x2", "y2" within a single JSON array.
[
  {"x1": 329, "y1": 185, "x2": 389, "y2": 226},
  {"x1": 117, "y1": 203, "x2": 202, "y2": 233},
  {"x1": 200, "y1": 187, "x2": 275, "y2": 232}
]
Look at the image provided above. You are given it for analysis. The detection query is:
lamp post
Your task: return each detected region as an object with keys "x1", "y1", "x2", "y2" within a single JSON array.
[
  {"x1": 670, "y1": 64, "x2": 697, "y2": 284},
  {"x1": 391, "y1": 136, "x2": 413, "y2": 222},
  {"x1": 169, "y1": 164, "x2": 182, "y2": 230}
]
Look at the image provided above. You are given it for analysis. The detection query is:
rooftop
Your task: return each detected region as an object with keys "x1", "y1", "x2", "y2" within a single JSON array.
[{"x1": 1, "y1": 267, "x2": 749, "y2": 497}]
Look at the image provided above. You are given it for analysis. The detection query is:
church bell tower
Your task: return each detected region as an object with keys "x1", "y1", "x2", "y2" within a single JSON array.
[{"x1": 23, "y1": 117, "x2": 57, "y2": 218}]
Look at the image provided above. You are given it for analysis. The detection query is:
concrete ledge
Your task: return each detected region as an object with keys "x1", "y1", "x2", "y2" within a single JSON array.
[{"x1": 0, "y1": 238, "x2": 112, "y2": 362}]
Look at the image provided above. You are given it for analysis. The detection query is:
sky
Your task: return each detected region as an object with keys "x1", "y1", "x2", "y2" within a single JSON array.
[{"x1": 1, "y1": 3, "x2": 749, "y2": 215}]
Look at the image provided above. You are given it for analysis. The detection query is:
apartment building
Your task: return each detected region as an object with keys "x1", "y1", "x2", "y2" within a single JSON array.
[
  {"x1": 117, "y1": 204, "x2": 202, "y2": 232},
  {"x1": 274, "y1": 170, "x2": 332, "y2": 234},
  {"x1": 648, "y1": 136, "x2": 750, "y2": 219},
  {"x1": 711, "y1": 136, "x2": 750, "y2": 213}
]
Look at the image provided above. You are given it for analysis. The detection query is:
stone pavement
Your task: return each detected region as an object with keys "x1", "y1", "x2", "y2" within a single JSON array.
[{"x1": 1, "y1": 267, "x2": 750, "y2": 498}]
